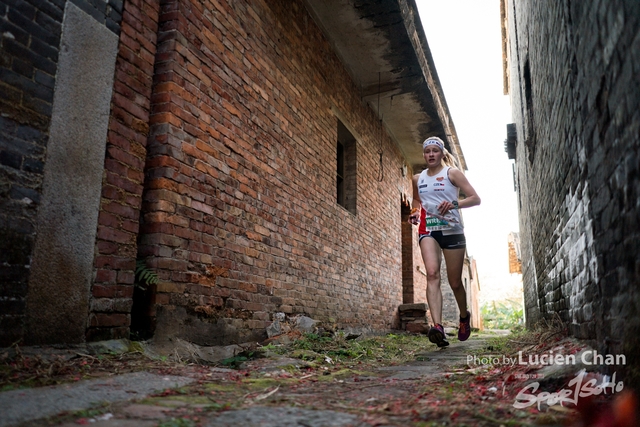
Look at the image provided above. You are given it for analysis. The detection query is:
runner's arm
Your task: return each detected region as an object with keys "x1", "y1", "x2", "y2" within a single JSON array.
[
  {"x1": 409, "y1": 174, "x2": 422, "y2": 223},
  {"x1": 448, "y1": 168, "x2": 481, "y2": 209}
]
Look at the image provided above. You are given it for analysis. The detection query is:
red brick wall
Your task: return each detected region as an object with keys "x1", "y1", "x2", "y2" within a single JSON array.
[
  {"x1": 401, "y1": 220, "x2": 415, "y2": 304},
  {"x1": 401, "y1": 218, "x2": 428, "y2": 304},
  {"x1": 87, "y1": 0, "x2": 161, "y2": 341},
  {"x1": 82, "y1": 0, "x2": 422, "y2": 344}
]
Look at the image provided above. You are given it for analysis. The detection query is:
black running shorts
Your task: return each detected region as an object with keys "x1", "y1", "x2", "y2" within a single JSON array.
[{"x1": 419, "y1": 231, "x2": 466, "y2": 250}]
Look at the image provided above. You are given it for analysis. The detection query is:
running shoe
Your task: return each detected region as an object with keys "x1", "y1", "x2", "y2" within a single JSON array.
[
  {"x1": 428, "y1": 323, "x2": 449, "y2": 348},
  {"x1": 458, "y1": 310, "x2": 471, "y2": 341}
]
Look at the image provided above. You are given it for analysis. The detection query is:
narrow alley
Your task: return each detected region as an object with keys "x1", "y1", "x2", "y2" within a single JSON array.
[{"x1": 1, "y1": 0, "x2": 638, "y2": 426}]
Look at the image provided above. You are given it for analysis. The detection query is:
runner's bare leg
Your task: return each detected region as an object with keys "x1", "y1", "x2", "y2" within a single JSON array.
[
  {"x1": 443, "y1": 247, "x2": 467, "y2": 315},
  {"x1": 420, "y1": 236, "x2": 443, "y2": 325}
]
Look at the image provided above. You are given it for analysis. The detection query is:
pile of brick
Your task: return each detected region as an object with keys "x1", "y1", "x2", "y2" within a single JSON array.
[{"x1": 398, "y1": 303, "x2": 430, "y2": 334}]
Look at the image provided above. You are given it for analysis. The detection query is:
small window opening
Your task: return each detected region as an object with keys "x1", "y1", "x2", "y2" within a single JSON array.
[{"x1": 337, "y1": 120, "x2": 357, "y2": 214}]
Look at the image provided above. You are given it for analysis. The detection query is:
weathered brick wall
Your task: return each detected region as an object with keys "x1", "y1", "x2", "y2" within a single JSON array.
[
  {"x1": 86, "y1": 0, "x2": 160, "y2": 342},
  {"x1": 507, "y1": 0, "x2": 640, "y2": 371},
  {"x1": 0, "y1": 0, "x2": 62, "y2": 346},
  {"x1": 2, "y1": 0, "x2": 455, "y2": 345},
  {"x1": 136, "y1": 0, "x2": 410, "y2": 345}
]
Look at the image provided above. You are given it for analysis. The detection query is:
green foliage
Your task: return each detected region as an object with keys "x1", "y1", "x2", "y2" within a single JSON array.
[
  {"x1": 220, "y1": 351, "x2": 256, "y2": 369},
  {"x1": 286, "y1": 332, "x2": 424, "y2": 365},
  {"x1": 205, "y1": 402, "x2": 235, "y2": 412},
  {"x1": 472, "y1": 328, "x2": 529, "y2": 357},
  {"x1": 292, "y1": 333, "x2": 333, "y2": 350},
  {"x1": 70, "y1": 406, "x2": 109, "y2": 419},
  {"x1": 157, "y1": 418, "x2": 196, "y2": 427},
  {"x1": 135, "y1": 258, "x2": 159, "y2": 290},
  {"x1": 480, "y1": 299, "x2": 524, "y2": 330}
]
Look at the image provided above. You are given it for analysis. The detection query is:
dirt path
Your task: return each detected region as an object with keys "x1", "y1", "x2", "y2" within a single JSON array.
[{"x1": 0, "y1": 330, "x2": 624, "y2": 427}]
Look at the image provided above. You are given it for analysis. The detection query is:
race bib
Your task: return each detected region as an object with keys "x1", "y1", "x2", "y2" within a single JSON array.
[
  {"x1": 423, "y1": 202, "x2": 456, "y2": 231},
  {"x1": 425, "y1": 216, "x2": 452, "y2": 231}
]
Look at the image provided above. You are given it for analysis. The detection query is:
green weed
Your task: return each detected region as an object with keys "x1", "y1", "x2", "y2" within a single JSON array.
[
  {"x1": 480, "y1": 299, "x2": 524, "y2": 330},
  {"x1": 134, "y1": 258, "x2": 159, "y2": 290},
  {"x1": 220, "y1": 350, "x2": 257, "y2": 368},
  {"x1": 286, "y1": 332, "x2": 425, "y2": 365},
  {"x1": 157, "y1": 418, "x2": 196, "y2": 427}
]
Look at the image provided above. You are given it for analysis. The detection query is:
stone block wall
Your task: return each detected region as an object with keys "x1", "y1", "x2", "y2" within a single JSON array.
[{"x1": 505, "y1": 0, "x2": 640, "y2": 373}]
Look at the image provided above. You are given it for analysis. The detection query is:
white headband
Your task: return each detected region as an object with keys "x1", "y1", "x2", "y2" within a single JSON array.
[{"x1": 422, "y1": 137, "x2": 444, "y2": 151}]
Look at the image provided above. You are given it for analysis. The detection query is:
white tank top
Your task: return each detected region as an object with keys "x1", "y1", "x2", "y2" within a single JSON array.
[{"x1": 417, "y1": 167, "x2": 463, "y2": 235}]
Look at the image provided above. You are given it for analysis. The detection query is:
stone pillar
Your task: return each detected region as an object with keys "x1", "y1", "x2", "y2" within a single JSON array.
[{"x1": 25, "y1": 2, "x2": 119, "y2": 344}]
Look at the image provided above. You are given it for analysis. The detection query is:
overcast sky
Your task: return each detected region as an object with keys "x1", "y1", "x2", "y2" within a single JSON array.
[{"x1": 416, "y1": 0, "x2": 523, "y2": 303}]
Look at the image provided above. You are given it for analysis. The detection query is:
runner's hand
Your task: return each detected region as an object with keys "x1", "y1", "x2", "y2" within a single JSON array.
[
  {"x1": 409, "y1": 207, "x2": 420, "y2": 225},
  {"x1": 437, "y1": 201, "x2": 455, "y2": 215}
]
